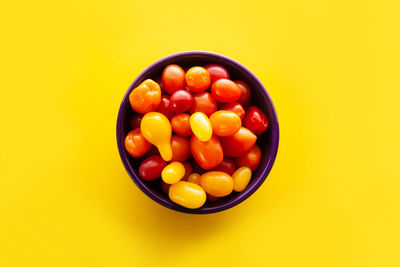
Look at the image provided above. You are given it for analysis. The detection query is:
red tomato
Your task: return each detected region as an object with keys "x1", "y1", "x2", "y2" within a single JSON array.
[
  {"x1": 156, "y1": 95, "x2": 175, "y2": 120},
  {"x1": 169, "y1": 90, "x2": 193, "y2": 113},
  {"x1": 181, "y1": 161, "x2": 193, "y2": 180},
  {"x1": 190, "y1": 92, "x2": 217, "y2": 117},
  {"x1": 138, "y1": 155, "x2": 166, "y2": 181},
  {"x1": 170, "y1": 135, "x2": 191, "y2": 162},
  {"x1": 210, "y1": 110, "x2": 242, "y2": 136},
  {"x1": 161, "y1": 180, "x2": 170, "y2": 195},
  {"x1": 124, "y1": 128, "x2": 151, "y2": 157},
  {"x1": 128, "y1": 114, "x2": 143, "y2": 129},
  {"x1": 235, "y1": 80, "x2": 251, "y2": 105},
  {"x1": 190, "y1": 135, "x2": 224, "y2": 170},
  {"x1": 211, "y1": 79, "x2": 242, "y2": 103},
  {"x1": 153, "y1": 76, "x2": 165, "y2": 93},
  {"x1": 162, "y1": 64, "x2": 186, "y2": 94},
  {"x1": 211, "y1": 157, "x2": 236, "y2": 175},
  {"x1": 204, "y1": 64, "x2": 230, "y2": 84},
  {"x1": 235, "y1": 145, "x2": 262, "y2": 171},
  {"x1": 185, "y1": 67, "x2": 211, "y2": 92},
  {"x1": 242, "y1": 106, "x2": 269, "y2": 136},
  {"x1": 171, "y1": 113, "x2": 192, "y2": 136},
  {"x1": 129, "y1": 79, "x2": 161, "y2": 114},
  {"x1": 220, "y1": 127, "x2": 257, "y2": 157},
  {"x1": 220, "y1": 102, "x2": 245, "y2": 120},
  {"x1": 207, "y1": 194, "x2": 219, "y2": 201}
]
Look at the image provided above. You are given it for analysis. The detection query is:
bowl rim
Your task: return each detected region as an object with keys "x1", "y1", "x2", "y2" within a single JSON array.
[{"x1": 116, "y1": 51, "x2": 279, "y2": 214}]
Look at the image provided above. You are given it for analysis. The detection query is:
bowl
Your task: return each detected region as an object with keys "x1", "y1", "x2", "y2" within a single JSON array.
[{"x1": 116, "y1": 51, "x2": 279, "y2": 214}]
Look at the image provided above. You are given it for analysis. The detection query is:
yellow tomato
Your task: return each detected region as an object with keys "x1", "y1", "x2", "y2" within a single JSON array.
[
  {"x1": 161, "y1": 162, "x2": 185, "y2": 184},
  {"x1": 200, "y1": 171, "x2": 234, "y2": 197},
  {"x1": 232, "y1": 167, "x2": 252, "y2": 192},
  {"x1": 141, "y1": 112, "x2": 172, "y2": 161},
  {"x1": 190, "y1": 112, "x2": 212, "y2": 141},
  {"x1": 169, "y1": 181, "x2": 206, "y2": 209}
]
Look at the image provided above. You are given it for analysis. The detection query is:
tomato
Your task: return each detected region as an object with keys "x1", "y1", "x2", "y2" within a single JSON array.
[
  {"x1": 156, "y1": 95, "x2": 175, "y2": 120},
  {"x1": 162, "y1": 162, "x2": 185, "y2": 184},
  {"x1": 211, "y1": 79, "x2": 242, "y2": 103},
  {"x1": 170, "y1": 135, "x2": 191, "y2": 162},
  {"x1": 220, "y1": 102, "x2": 245, "y2": 120},
  {"x1": 141, "y1": 112, "x2": 172, "y2": 161},
  {"x1": 190, "y1": 92, "x2": 217, "y2": 117},
  {"x1": 200, "y1": 171, "x2": 234, "y2": 197},
  {"x1": 235, "y1": 145, "x2": 261, "y2": 171},
  {"x1": 220, "y1": 127, "x2": 257, "y2": 157},
  {"x1": 171, "y1": 113, "x2": 192, "y2": 137},
  {"x1": 235, "y1": 80, "x2": 251, "y2": 105},
  {"x1": 124, "y1": 128, "x2": 151, "y2": 157},
  {"x1": 204, "y1": 64, "x2": 230, "y2": 83},
  {"x1": 138, "y1": 155, "x2": 166, "y2": 181},
  {"x1": 207, "y1": 194, "x2": 219, "y2": 202},
  {"x1": 182, "y1": 161, "x2": 193, "y2": 180},
  {"x1": 190, "y1": 135, "x2": 224, "y2": 170},
  {"x1": 169, "y1": 181, "x2": 206, "y2": 209},
  {"x1": 242, "y1": 106, "x2": 269, "y2": 136},
  {"x1": 211, "y1": 157, "x2": 236, "y2": 176},
  {"x1": 169, "y1": 90, "x2": 193, "y2": 113},
  {"x1": 190, "y1": 112, "x2": 212, "y2": 141},
  {"x1": 162, "y1": 64, "x2": 185, "y2": 94},
  {"x1": 192, "y1": 161, "x2": 206, "y2": 175},
  {"x1": 185, "y1": 67, "x2": 211, "y2": 92},
  {"x1": 232, "y1": 167, "x2": 252, "y2": 192},
  {"x1": 209, "y1": 110, "x2": 241, "y2": 136},
  {"x1": 161, "y1": 180, "x2": 170, "y2": 195},
  {"x1": 187, "y1": 173, "x2": 201, "y2": 185},
  {"x1": 129, "y1": 79, "x2": 161, "y2": 114},
  {"x1": 128, "y1": 114, "x2": 143, "y2": 129}
]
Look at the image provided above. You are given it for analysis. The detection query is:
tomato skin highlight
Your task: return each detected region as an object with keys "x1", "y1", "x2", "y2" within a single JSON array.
[
  {"x1": 235, "y1": 145, "x2": 262, "y2": 171},
  {"x1": 204, "y1": 64, "x2": 230, "y2": 83},
  {"x1": 138, "y1": 155, "x2": 167, "y2": 181},
  {"x1": 211, "y1": 79, "x2": 242, "y2": 103},
  {"x1": 190, "y1": 92, "x2": 217, "y2": 117},
  {"x1": 190, "y1": 135, "x2": 224, "y2": 170},
  {"x1": 220, "y1": 102, "x2": 245, "y2": 120},
  {"x1": 242, "y1": 106, "x2": 269, "y2": 136},
  {"x1": 124, "y1": 128, "x2": 151, "y2": 158},
  {"x1": 162, "y1": 64, "x2": 186, "y2": 95},
  {"x1": 220, "y1": 127, "x2": 257, "y2": 157}
]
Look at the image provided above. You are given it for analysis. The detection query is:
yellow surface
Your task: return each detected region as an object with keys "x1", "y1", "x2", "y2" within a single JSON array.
[{"x1": 1, "y1": 0, "x2": 399, "y2": 266}]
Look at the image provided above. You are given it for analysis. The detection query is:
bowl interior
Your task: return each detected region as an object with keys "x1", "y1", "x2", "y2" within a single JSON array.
[{"x1": 117, "y1": 52, "x2": 279, "y2": 214}]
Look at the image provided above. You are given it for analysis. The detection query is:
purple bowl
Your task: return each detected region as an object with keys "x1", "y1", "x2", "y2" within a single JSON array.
[{"x1": 116, "y1": 51, "x2": 279, "y2": 214}]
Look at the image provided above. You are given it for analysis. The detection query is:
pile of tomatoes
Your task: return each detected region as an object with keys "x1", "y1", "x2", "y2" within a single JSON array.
[{"x1": 124, "y1": 64, "x2": 269, "y2": 209}]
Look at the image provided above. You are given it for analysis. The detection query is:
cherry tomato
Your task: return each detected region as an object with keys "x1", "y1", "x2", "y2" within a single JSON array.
[
  {"x1": 129, "y1": 79, "x2": 161, "y2": 114},
  {"x1": 162, "y1": 162, "x2": 185, "y2": 184},
  {"x1": 162, "y1": 64, "x2": 185, "y2": 94},
  {"x1": 235, "y1": 145, "x2": 261, "y2": 171},
  {"x1": 232, "y1": 167, "x2": 252, "y2": 192},
  {"x1": 211, "y1": 157, "x2": 236, "y2": 175},
  {"x1": 209, "y1": 110, "x2": 241, "y2": 136},
  {"x1": 138, "y1": 155, "x2": 166, "y2": 181},
  {"x1": 207, "y1": 194, "x2": 219, "y2": 202},
  {"x1": 185, "y1": 67, "x2": 211, "y2": 92},
  {"x1": 190, "y1": 92, "x2": 217, "y2": 117},
  {"x1": 169, "y1": 181, "x2": 206, "y2": 209},
  {"x1": 171, "y1": 113, "x2": 192, "y2": 137},
  {"x1": 190, "y1": 112, "x2": 212, "y2": 141},
  {"x1": 128, "y1": 114, "x2": 143, "y2": 129},
  {"x1": 170, "y1": 135, "x2": 190, "y2": 162},
  {"x1": 192, "y1": 161, "x2": 206, "y2": 175},
  {"x1": 200, "y1": 171, "x2": 234, "y2": 197},
  {"x1": 220, "y1": 102, "x2": 245, "y2": 120},
  {"x1": 153, "y1": 76, "x2": 165, "y2": 93},
  {"x1": 242, "y1": 106, "x2": 269, "y2": 136},
  {"x1": 143, "y1": 145, "x2": 160, "y2": 157},
  {"x1": 220, "y1": 127, "x2": 257, "y2": 157},
  {"x1": 235, "y1": 80, "x2": 251, "y2": 105},
  {"x1": 169, "y1": 90, "x2": 193, "y2": 113},
  {"x1": 156, "y1": 95, "x2": 175, "y2": 120},
  {"x1": 124, "y1": 128, "x2": 151, "y2": 157},
  {"x1": 187, "y1": 173, "x2": 201, "y2": 185},
  {"x1": 182, "y1": 161, "x2": 193, "y2": 180},
  {"x1": 161, "y1": 180, "x2": 170, "y2": 195},
  {"x1": 204, "y1": 64, "x2": 230, "y2": 83},
  {"x1": 190, "y1": 135, "x2": 224, "y2": 170},
  {"x1": 211, "y1": 79, "x2": 242, "y2": 103}
]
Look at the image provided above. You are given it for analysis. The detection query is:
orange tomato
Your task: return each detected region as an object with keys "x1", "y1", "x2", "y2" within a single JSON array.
[
  {"x1": 171, "y1": 113, "x2": 192, "y2": 137},
  {"x1": 190, "y1": 135, "x2": 224, "y2": 170},
  {"x1": 129, "y1": 79, "x2": 161, "y2": 114},
  {"x1": 162, "y1": 64, "x2": 186, "y2": 95},
  {"x1": 185, "y1": 67, "x2": 211, "y2": 92},
  {"x1": 124, "y1": 128, "x2": 151, "y2": 157},
  {"x1": 200, "y1": 171, "x2": 234, "y2": 197},
  {"x1": 235, "y1": 145, "x2": 262, "y2": 171},
  {"x1": 220, "y1": 127, "x2": 257, "y2": 157},
  {"x1": 210, "y1": 110, "x2": 241, "y2": 136},
  {"x1": 170, "y1": 135, "x2": 191, "y2": 162}
]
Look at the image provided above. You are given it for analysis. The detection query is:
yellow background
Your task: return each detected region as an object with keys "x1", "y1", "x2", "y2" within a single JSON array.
[{"x1": 1, "y1": 0, "x2": 399, "y2": 266}]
